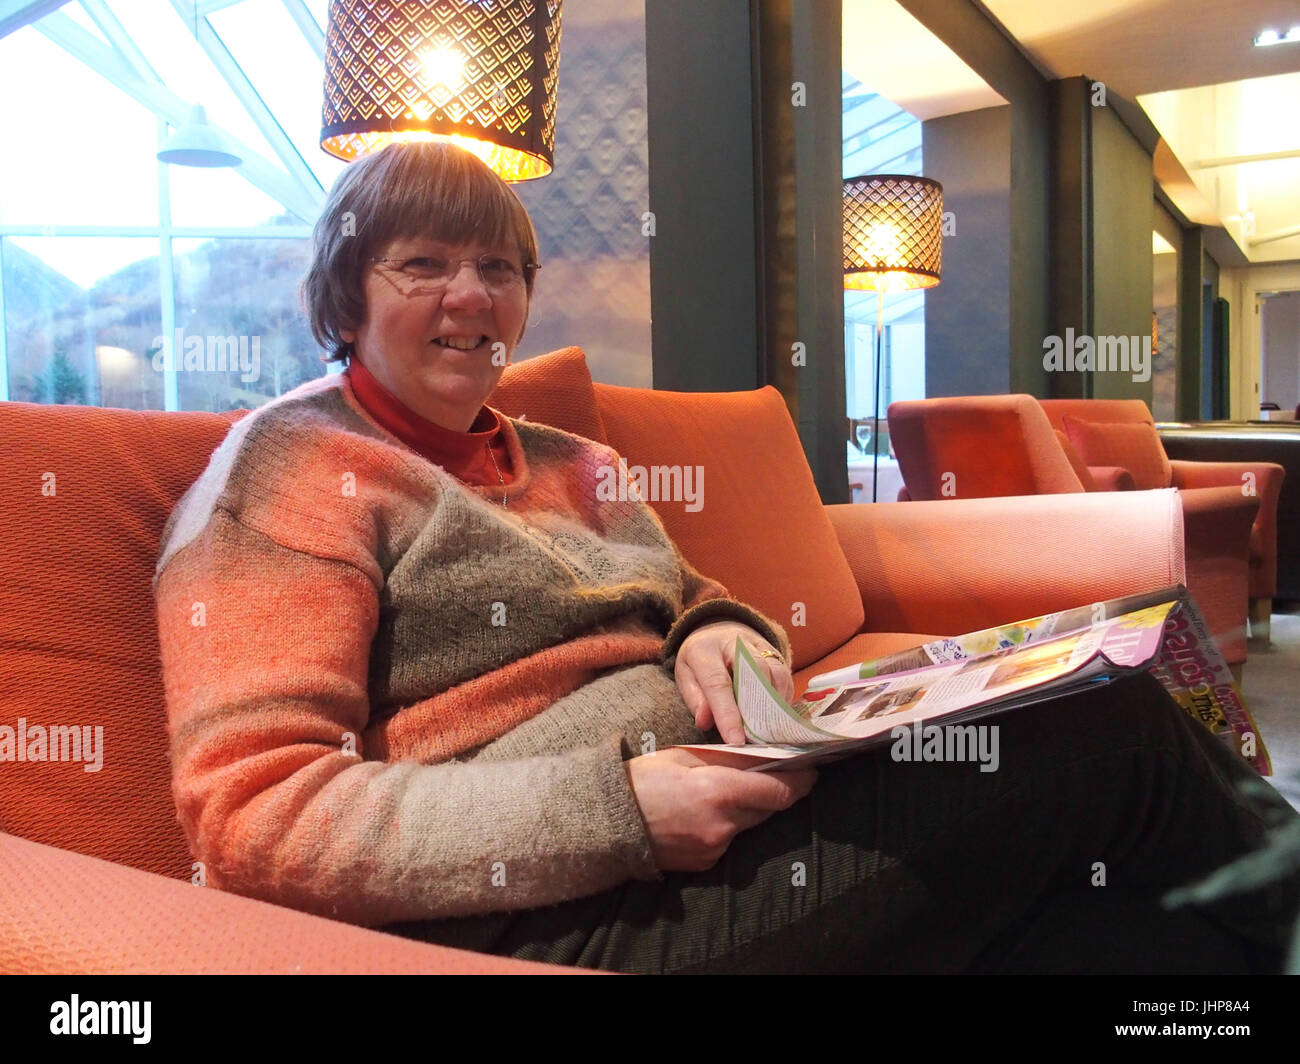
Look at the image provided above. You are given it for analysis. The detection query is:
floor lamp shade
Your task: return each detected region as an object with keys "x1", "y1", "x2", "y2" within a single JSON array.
[
  {"x1": 843, "y1": 174, "x2": 943, "y2": 292},
  {"x1": 843, "y1": 173, "x2": 943, "y2": 503},
  {"x1": 320, "y1": 0, "x2": 563, "y2": 181}
]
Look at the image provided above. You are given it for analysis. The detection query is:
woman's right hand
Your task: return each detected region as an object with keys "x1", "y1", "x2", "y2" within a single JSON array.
[{"x1": 624, "y1": 749, "x2": 818, "y2": 873}]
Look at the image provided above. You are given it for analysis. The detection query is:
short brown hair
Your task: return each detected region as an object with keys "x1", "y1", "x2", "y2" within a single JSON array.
[{"x1": 301, "y1": 141, "x2": 540, "y2": 364}]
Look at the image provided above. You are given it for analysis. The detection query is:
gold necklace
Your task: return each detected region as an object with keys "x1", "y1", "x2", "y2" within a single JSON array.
[{"x1": 486, "y1": 440, "x2": 508, "y2": 510}]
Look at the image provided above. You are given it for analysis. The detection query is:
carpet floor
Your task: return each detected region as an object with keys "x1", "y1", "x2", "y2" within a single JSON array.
[{"x1": 1241, "y1": 604, "x2": 1300, "y2": 812}]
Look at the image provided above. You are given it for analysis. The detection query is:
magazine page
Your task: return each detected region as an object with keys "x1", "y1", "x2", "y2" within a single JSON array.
[
  {"x1": 800, "y1": 585, "x2": 1269, "y2": 774},
  {"x1": 730, "y1": 640, "x2": 842, "y2": 745},
  {"x1": 735, "y1": 631, "x2": 1108, "y2": 745},
  {"x1": 799, "y1": 620, "x2": 1149, "y2": 743},
  {"x1": 676, "y1": 674, "x2": 1123, "y2": 772},
  {"x1": 805, "y1": 585, "x2": 1186, "y2": 691},
  {"x1": 1094, "y1": 602, "x2": 1177, "y2": 669},
  {"x1": 1145, "y1": 595, "x2": 1271, "y2": 774},
  {"x1": 674, "y1": 608, "x2": 1176, "y2": 770}
]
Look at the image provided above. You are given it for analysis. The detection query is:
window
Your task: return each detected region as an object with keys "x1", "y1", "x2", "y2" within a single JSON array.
[{"x1": 0, "y1": 0, "x2": 652, "y2": 409}]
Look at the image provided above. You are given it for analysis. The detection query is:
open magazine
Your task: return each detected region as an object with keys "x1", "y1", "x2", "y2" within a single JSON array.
[{"x1": 674, "y1": 585, "x2": 1270, "y2": 775}]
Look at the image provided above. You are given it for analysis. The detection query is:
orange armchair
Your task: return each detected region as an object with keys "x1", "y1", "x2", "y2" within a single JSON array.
[
  {"x1": 1040, "y1": 399, "x2": 1284, "y2": 641},
  {"x1": 0, "y1": 351, "x2": 1188, "y2": 974},
  {"x1": 888, "y1": 394, "x2": 1257, "y2": 668}
]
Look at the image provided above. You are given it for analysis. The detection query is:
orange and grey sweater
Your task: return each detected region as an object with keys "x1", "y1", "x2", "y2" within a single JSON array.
[{"x1": 153, "y1": 366, "x2": 790, "y2": 928}]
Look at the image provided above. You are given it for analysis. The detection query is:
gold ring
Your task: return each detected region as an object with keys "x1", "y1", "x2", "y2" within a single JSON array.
[{"x1": 757, "y1": 649, "x2": 782, "y2": 661}]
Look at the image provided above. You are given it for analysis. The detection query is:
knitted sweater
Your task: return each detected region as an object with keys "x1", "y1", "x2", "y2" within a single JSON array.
[{"x1": 153, "y1": 370, "x2": 791, "y2": 928}]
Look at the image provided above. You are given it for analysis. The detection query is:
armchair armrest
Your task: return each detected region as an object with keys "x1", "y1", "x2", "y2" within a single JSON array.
[
  {"x1": 1170, "y1": 458, "x2": 1284, "y2": 498},
  {"x1": 0, "y1": 832, "x2": 598, "y2": 975},
  {"x1": 1088, "y1": 465, "x2": 1137, "y2": 491},
  {"x1": 825, "y1": 489, "x2": 1185, "y2": 636},
  {"x1": 1171, "y1": 460, "x2": 1283, "y2": 580}
]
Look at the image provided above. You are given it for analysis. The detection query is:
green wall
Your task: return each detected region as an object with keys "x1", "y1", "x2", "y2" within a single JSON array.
[{"x1": 1090, "y1": 98, "x2": 1156, "y2": 401}]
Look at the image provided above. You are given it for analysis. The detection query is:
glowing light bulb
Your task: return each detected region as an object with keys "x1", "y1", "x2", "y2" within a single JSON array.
[
  {"x1": 421, "y1": 47, "x2": 466, "y2": 91},
  {"x1": 861, "y1": 223, "x2": 903, "y2": 268}
]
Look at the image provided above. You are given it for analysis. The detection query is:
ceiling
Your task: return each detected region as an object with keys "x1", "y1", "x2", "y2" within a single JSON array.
[
  {"x1": 980, "y1": 0, "x2": 1300, "y2": 264},
  {"x1": 979, "y1": 0, "x2": 1300, "y2": 97},
  {"x1": 843, "y1": 0, "x2": 1006, "y2": 120}
]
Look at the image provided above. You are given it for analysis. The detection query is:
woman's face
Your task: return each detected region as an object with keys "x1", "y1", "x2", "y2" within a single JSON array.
[{"x1": 341, "y1": 234, "x2": 530, "y2": 431}]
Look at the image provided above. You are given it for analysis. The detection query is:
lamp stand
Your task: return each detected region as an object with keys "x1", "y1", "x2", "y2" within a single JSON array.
[{"x1": 872, "y1": 289, "x2": 883, "y2": 503}]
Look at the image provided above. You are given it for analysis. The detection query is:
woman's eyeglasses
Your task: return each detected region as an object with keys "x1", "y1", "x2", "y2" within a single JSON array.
[{"x1": 370, "y1": 253, "x2": 539, "y2": 294}]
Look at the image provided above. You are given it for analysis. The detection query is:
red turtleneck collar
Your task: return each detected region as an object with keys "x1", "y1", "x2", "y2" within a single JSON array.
[{"x1": 345, "y1": 356, "x2": 514, "y2": 486}]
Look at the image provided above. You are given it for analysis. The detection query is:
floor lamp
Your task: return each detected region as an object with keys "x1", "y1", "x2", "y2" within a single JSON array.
[{"x1": 843, "y1": 175, "x2": 944, "y2": 501}]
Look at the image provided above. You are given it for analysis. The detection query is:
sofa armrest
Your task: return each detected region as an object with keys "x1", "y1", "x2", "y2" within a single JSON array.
[
  {"x1": 1088, "y1": 465, "x2": 1138, "y2": 491},
  {"x1": 0, "y1": 832, "x2": 599, "y2": 975},
  {"x1": 825, "y1": 489, "x2": 1185, "y2": 636}
]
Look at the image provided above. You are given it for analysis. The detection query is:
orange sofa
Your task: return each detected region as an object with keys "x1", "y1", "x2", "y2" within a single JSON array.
[
  {"x1": 1040, "y1": 399, "x2": 1285, "y2": 642},
  {"x1": 0, "y1": 349, "x2": 1190, "y2": 974},
  {"x1": 888, "y1": 393, "x2": 1258, "y2": 669}
]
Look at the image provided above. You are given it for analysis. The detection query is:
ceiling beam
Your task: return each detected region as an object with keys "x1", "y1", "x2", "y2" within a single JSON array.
[
  {"x1": 0, "y1": 0, "x2": 67, "y2": 39},
  {"x1": 1191, "y1": 147, "x2": 1300, "y2": 169},
  {"x1": 1252, "y1": 223, "x2": 1300, "y2": 248},
  {"x1": 281, "y1": 0, "x2": 323, "y2": 59}
]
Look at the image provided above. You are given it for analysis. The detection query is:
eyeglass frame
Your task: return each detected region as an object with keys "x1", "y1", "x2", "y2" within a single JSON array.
[{"x1": 369, "y1": 252, "x2": 540, "y2": 293}]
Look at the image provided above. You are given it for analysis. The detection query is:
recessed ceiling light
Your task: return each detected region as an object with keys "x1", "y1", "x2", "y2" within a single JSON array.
[{"x1": 1254, "y1": 27, "x2": 1300, "y2": 47}]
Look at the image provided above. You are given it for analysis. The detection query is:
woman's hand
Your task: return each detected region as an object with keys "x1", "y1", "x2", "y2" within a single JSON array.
[
  {"x1": 625, "y1": 749, "x2": 817, "y2": 872},
  {"x1": 674, "y1": 621, "x2": 794, "y2": 745}
]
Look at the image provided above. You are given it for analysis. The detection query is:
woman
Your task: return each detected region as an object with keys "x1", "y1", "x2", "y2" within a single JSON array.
[{"x1": 154, "y1": 141, "x2": 1298, "y2": 973}]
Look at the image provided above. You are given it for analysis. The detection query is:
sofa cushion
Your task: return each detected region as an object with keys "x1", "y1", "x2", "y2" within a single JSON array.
[
  {"x1": 1053, "y1": 430, "x2": 1099, "y2": 491},
  {"x1": 0, "y1": 401, "x2": 247, "y2": 879},
  {"x1": 488, "y1": 346, "x2": 608, "y2": 443},
  {"x1": 594, "y1": 382, "x2": 865, "y2": 669},
  {"x1": 889, "y1": 395, "x2": 1083, "y2": 498},
  {"x1": 1062, "y1": 416, "x2": 1172, "y2": 491}
]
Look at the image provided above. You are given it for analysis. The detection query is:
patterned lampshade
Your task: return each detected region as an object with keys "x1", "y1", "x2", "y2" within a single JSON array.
[
  {"x1": 843, "y1": 174, "x2": 943, "y2": 292},
  {"x1": 321, "y1": 0, "x2": 564, "y2": 181}
]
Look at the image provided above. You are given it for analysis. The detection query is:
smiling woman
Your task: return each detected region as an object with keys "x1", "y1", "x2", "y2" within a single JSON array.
[
  {"x1": 154, "y1": 141, "x2": 806, "y2": 962},
  {"x1": 300, "y1": 143, "x2": 541, "y2": 430},
  {"x1": 151, "y1": 141, "x2": 1300, "y2": 975}
]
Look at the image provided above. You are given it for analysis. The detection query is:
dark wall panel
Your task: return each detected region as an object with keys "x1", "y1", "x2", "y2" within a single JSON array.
[
  {"x1": 1091, "y1": 103, "x2": 1155, "y2": 401},
  {"x1": 644, "y1": 0, "x2": 759, "y2": 392},
  {"x1": 922, "y1": 105, "x2": 1011, "y2": 396},
  {"x1": 897, "y1": 0, "x2": 1051, "y2": 397}
]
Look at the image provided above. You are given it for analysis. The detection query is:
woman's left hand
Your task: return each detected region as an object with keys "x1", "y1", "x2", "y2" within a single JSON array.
[{"x1": 673, "y1": 621, "x2": 794, "y2": 745}]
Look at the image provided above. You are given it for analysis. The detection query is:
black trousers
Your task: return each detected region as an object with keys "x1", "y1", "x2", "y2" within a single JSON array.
[{"x1": 385, "y1": 672, "x2": 1300, "y2": 973}]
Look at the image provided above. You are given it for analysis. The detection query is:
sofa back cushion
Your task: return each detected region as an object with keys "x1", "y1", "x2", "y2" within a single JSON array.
[
  {"x1": 488, "y1": 346, "x2": 608, "y2": 443},
  {"x1": 0, "y1": 401, "x2": 247, "y2": 878},
  {"x1": 888, "y1": 394, "x2": 1083, "y2": 498},
  {"x1": 594, "y1": 382, "x2": 865, "y2": 668},
  {"x1": 1054, "y1": 430, "x2": 1099, "y2": 491},
  {"x1": 1038, "y1": 397, "x2": 1154, "y2": 434},
  {"x1": 1061, "y1": 416, "x2": 1172, "y2": 491}
]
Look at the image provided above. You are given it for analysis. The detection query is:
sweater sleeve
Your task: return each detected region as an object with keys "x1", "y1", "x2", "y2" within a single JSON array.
[
  {"x1": 658, "y1": 552, "x2": 793, "y2": 673},
  {"x1": 155, "y1": 508, "x2": 659, "y2": 928}
]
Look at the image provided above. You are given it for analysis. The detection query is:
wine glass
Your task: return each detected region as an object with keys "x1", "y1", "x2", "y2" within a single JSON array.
[{"x1": 854, "y1": 421, "x2": 874, "y2": 455}]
